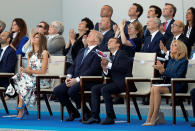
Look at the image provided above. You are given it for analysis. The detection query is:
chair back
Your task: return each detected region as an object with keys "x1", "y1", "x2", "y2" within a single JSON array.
[
  {"x1": 15, "y1": 55, "x2": 22, "y2": 73},
  {"x1": 47, "y1": 56, "x2": 66, "y2": 76},
  {"x1": 46, "y1": 56, "x2": 66, "y2": 88},
  {"x1": 132, "y1": 52, "x2": 156, "y2": 94},
  {"x1": 186, "y1": 59, "x2": 195, "y2": 93}
]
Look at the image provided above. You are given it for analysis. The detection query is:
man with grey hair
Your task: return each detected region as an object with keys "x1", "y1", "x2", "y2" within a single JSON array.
[
  {"x1": 141, "y1": 17, "x2": 165, "y2": 53},
  {"x1": 54, "y1": 30, "x2": 103, "y2": 122},
  {"x1": 47, "y1": 21, "x2": 65, "y2": 55},
  {"x1": 0, "y1": 20, "x2": 6, "y2": 34}
]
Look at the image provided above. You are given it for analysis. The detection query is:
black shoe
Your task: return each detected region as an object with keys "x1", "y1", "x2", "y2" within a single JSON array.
[
  {"x1": 83, "y1": 117, "x2": 101, "y2": 124},
  {"x1": 66, "y1": 112, "x2": 80, "y2": 121},
  {"x1": 100, "y1": 117, "x2": 115, "y2": 125},
  {"x1": 112, "y1": 97, "x2": 124, "y2": 104},
  {"x1": 191, "y1": 122, "x2": 195, "y2": 127},
  {"x1": 79, "y1": 112, "x2": 91, "y2": 122}
]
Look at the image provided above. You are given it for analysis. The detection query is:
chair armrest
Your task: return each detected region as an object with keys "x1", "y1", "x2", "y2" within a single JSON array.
[
  {"x1": 80, "y1": 76, "x2": 103, "y2": 81},
  {"x1": 80, "y1": 76, "x2": 103, "y2": 92},
  {"x1": 0, "y1": 73, "x2": 14, "y2": 78},
  {"x1": 35, "y1": 74, "x2": 60, "y2": 79},
  {"x1": 151, "y1": 77, "x2": 163, "y2": 83},
  {"x1": 125, "y1": 77, "x2": 151, "y2": 82},
  {"x1": 104, "y1": 77, "x2": 111, "y2": 84},
  {"x1": 171, "y1": 78, "x2": 195, "y2": 83}
]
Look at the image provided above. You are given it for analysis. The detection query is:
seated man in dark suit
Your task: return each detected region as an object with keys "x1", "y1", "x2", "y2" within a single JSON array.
[
  {"x1": 0, "y1": 31, "x2": 17, "y2": 88},
  {"x1": 159, "y1": 20, "x2": 191, "y2": 59},
  {"x1": 142, "y1": 17, "x2": 165, "y2": 53},
  {"x1": 54, "y1": 30, "x2": 103, "y2": 121},
  {"x1": 191, "y1": 88, "x2": 195, "y2": 127},
  {"x1": 84, "y1": 38, "x2": 136, "y2": 125}
]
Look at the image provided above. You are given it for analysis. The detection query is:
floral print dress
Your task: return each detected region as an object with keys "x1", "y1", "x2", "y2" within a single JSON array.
[{"x1": 6, "y1": 53, "x2": 51, "y2": 106}]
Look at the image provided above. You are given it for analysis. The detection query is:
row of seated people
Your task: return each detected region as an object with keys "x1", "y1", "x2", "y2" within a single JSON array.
[
  {"x1": 0, "y1": 27, "x2": 195, "y2": 126},
  {"x1": 0, "y1": 3, "x2": 195, "y2": 126}
]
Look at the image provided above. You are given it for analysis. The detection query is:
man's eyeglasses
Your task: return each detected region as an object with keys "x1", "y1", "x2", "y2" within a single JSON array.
[
  {"x1": 171, "y1": 24, "x2": 182, "y2": 27},
  {"x1": 37, "y1": 25, "x2": 44, "y2": 28}
]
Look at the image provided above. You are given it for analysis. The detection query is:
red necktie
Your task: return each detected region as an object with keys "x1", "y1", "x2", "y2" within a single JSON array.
[{"x1": 164, "y1": 21, "x2": 167, "y2": 31}]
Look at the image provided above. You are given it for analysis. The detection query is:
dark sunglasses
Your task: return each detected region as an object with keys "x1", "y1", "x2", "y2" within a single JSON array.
[{"x1": 37, "y1": 25, "x2": 44, "y2": 28}]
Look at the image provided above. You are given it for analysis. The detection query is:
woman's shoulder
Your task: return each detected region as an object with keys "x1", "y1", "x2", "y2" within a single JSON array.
[
  {"x1": 42, "y1": 50, "x2": 49, "y2": 57},
  {"x1": 22, "y1": 36, "x2": 29, "y2": 41}
]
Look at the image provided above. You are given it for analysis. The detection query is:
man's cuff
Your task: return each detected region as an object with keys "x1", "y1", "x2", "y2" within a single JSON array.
[
  {"x1": 76, "y1": 77, "x2": 80, "y2": 82},
  {"x1": 107, "y1": 62, "x2": 112, "y2": 69},
  {"x1": 103, "y1": 70, "x2": 108, "y2": 75},
  {"x1": 67, "y1": 74, "x2": 72, "y2": 78}
]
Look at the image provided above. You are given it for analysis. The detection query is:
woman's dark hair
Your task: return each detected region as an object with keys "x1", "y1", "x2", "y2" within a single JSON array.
[
  {"x1": 81, "y1": 17, "x2": 94, "y2": 35},
  {"x1": 186, "y1": 7, "x2": 195, "y2": 28},
  {"x1": 28, "y1": 33, "x2": 47, "y2": 59},
  {"x1": 10, "y1": 18, "x2": 27, "y2": 49}
]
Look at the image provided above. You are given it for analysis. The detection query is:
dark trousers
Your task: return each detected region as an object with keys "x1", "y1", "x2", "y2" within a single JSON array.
[
  {"x1": 91, "y1": 83, "x2": 125, "y2": 119},
  {"x1": 54, "y1": 81, "x2": 93, "y2": 113},
  {"x1": 191, "y1": 88, "x2": 195, "y2": 117}
]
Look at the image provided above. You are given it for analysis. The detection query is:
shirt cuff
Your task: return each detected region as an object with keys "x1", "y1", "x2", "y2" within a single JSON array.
[
  {"x1": 107, "y1": 62, "x2": 112, "y2": 69},
  {"x1": 161, "y1": 50, "x2": 165, "y2": 54},
  {"x1": 76, "y1": 77, "x2": 80, "y2": 82},
  {"x1": 165, "y1": 51, "x2": 170, "y2": 60},
  {"x1": 103, "y1": 70, "x2": 108, "y2": 75},
  {"x1": 67, "y1": 74, "x2": 72, "y2": 78}
]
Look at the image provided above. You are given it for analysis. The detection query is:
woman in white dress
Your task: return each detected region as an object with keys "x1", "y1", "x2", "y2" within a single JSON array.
[{"x1": 6, "y1": 32, "x2": 50, "y2": 119}]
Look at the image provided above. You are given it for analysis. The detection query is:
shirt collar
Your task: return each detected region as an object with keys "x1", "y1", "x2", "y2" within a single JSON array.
[
  {"x1": 0, "y1": 45, "x2": 9, "y2": 61},
  {"x1": 174, "y1": 34, "x2": 181, "y2": 40},
  {"x1": 47, "y1": 34, "x2": 59, "y2": 40},
  {"x1": 129, "y1": 19, "x2": 136, "y2": 23},
  {"x1": 151, "y1": 30, "x2": 159, "y2": 41}
]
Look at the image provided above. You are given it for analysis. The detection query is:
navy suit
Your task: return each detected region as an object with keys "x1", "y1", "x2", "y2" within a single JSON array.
[
  {"x1": 54, "y1": 46, "x2": 102, "y2": 115},
  {"x1": 0, "y1": 46, "x2": 17, "y2": 88},
  {"x1": 99, "y1": 30, "x2": 114, "y2": 51},
  {"x1": 163, "y1": 58, "x2": 188, "y2": 93},
  {"x1": 90, "y1": 50, "x2": 136, "y2": 119},
  {"x1": 142, "y1": 31, "x2": 165, "y2": 53},
  {"x1": 165, "y1": 34, "x2": 191, "y2": 57},
  {"x1": 164, "y1": 19, "x2": 175, "y2": 43}
]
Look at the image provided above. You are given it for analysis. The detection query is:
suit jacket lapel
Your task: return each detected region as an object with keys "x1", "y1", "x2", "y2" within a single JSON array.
[{"x1": 79, "y1": 46, "x2": 97, "y2": 67}]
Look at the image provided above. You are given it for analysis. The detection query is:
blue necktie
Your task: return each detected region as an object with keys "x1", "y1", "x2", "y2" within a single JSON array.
[{"x1": 81, "y1": 47, "x2": 89, "y2": 63}]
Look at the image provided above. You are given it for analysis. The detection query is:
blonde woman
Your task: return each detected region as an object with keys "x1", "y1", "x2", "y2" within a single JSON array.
[{"x1": 143, "y1": 40, "x2": 188, "y2": 126}]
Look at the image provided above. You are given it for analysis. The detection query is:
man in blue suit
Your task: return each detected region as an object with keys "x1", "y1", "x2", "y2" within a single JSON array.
[
  {"x1": 162, "y1": 3, "x2": 176, "y2": 43},
  {"x1": 84, "y1": 38, "x2": 136, "y2": 125},
  {"x1": 123, "y1": 3, "x2": 143, "y2": 39},
  {"x1": 142, "y1": 17, "x2": 165, "y2": 53},
  {"x1": 54, "y1": 30, "x2": 103, "y2": 121},
  {"x1": 98, "y1": 17, "x2": 114, "y2": 51},
  {"x1": 0, "y1": 31, "x2": 17, "y2": 88}
]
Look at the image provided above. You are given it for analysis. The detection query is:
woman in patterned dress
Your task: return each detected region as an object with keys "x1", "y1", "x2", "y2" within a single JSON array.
[{"x1": 6, "y1": 32, "x2": 49, "y2": 119}]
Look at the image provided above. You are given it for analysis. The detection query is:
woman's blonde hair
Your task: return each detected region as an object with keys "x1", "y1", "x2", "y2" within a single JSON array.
[{"x1": 170, "y1": 40, "x2": 188, "y2": 60}]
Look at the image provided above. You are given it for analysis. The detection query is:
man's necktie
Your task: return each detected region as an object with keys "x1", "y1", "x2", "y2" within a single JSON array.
[
  {"x1": 164, "y1": 21, "x2": 167, "y2": 31},
  {"x1": 81, "y1": 47, "x2": 89, "y2": 63},
  {"x1": 110, "y1": 55, "x2": 115, "y2": 62}
]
